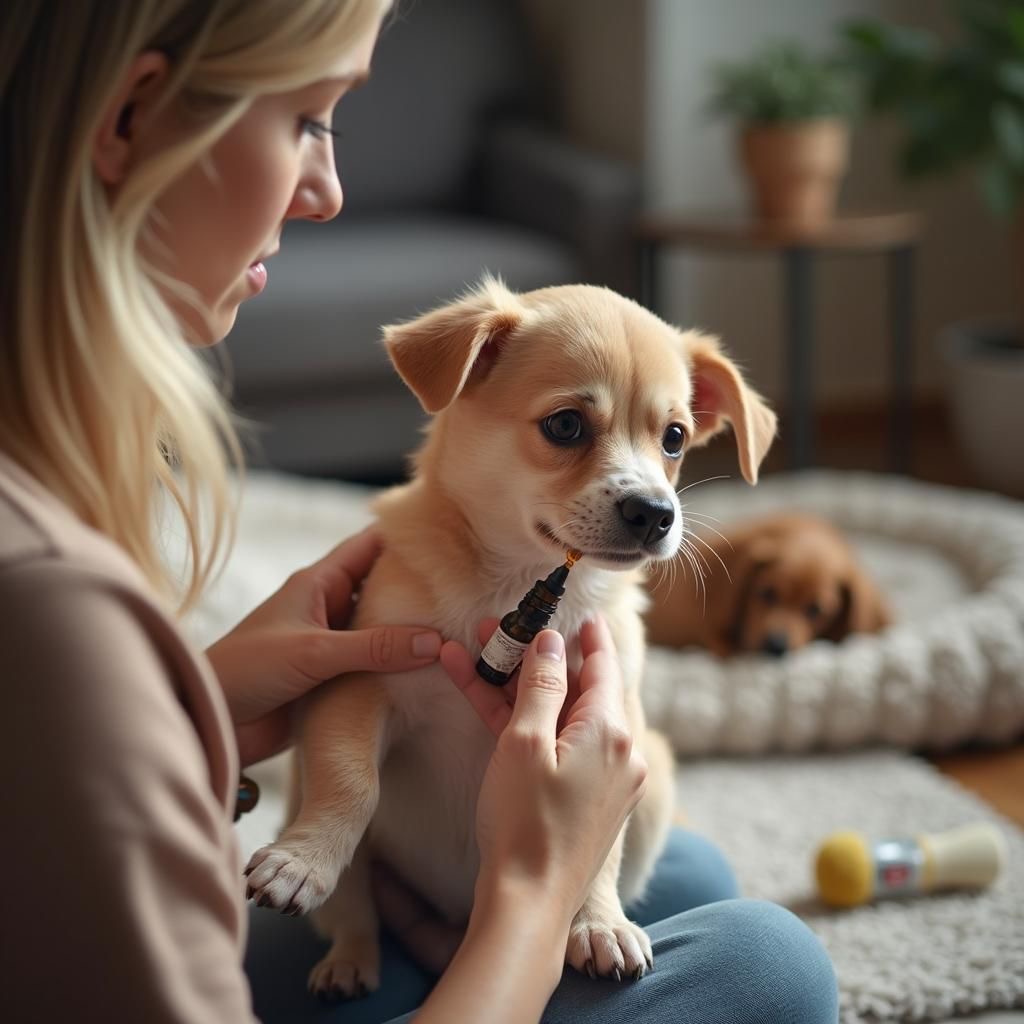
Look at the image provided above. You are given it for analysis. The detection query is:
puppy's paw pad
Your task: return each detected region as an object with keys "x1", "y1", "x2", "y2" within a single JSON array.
[
  {"x1": 243, "y1": 843, "x2": 334, "y2": 915},
  {"x1": 566, "y1": 917, "x2": 653, "y2": 981},
  {"x1": 308, "y1": 948, "x2": 380, "y2": 1001}
]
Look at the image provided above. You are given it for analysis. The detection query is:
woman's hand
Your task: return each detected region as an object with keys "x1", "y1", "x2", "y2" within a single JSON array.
[
  {"x1": 206, "y1": 526, "x2": 441, "y2": 767},
  {"x1": 394, "y1": 618, "x2": 647, "y2": 1023},
  {"x1": 440, "y1": 616, "x2": 648, "y2": 932}
]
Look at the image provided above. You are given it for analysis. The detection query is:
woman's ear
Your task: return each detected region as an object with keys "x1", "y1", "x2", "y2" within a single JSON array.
[
  {"x1": 682, "y1": 331, "x2": 777, "y2": 484},
  {"x1": 383, "y1": 276, "x2": 526, "y2": 413},
  {"x1": 93, "y1": 51, "x2": 171, "y2": 187}
]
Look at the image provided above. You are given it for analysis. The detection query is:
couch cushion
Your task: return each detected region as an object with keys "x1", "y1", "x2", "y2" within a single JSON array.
[
  {"x1": 227, "y1": 215, "x2": 579, "y2": 396},
  {"x1": 334, "y1": 0, "x2": 536, "y2": 213}
]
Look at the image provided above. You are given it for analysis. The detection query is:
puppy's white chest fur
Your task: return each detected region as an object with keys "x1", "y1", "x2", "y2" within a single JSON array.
[{"x1": 368, "y1": 565, "x2": 638, "y2": 924}]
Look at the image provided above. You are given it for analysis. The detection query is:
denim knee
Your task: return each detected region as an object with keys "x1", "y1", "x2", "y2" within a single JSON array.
[
  {"x1": 647, "y1": 898, "x2": 839, "y2": 1024},
  {"x1": 627, "y1": 827, "x2": 740, "y2": 927}
]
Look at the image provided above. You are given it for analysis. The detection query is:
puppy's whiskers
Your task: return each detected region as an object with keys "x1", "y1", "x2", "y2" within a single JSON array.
[
  {"x1": 688, "y1": 531, "x2": 732, "y2": 584},
  {"x1": 676, "y1": 474, "x2": 730, "y2": 497},
  {"x1": 681, "y1": 514, "x2": 734, "y2": 552},
  {"x1": 679, "y1": 542, "x2": 706, "y2": 612}
]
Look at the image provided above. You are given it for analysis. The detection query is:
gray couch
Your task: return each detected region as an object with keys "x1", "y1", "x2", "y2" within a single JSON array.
[{"x1": 226, "y1": 0, "x2": 642, "y2": 482}]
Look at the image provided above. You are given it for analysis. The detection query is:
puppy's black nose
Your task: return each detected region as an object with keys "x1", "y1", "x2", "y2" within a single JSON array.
[
  {"x1": 762, "y1": 633, "x2": 789, "y2": 657},
  {"x1": 618, "y1": 494, "x2": 675, "y2": 547}
]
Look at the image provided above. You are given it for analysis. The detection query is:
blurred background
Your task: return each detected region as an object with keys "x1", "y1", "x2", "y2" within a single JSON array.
[{"x1": 225, "y1": 0, "x2": 1023, "y2": 498}]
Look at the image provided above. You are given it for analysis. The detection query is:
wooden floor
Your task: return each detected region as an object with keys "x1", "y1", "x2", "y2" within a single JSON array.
[
  {"x1": 685, "y1": 398, "x2": 1024, "y2": 827},
  {"x1": 930, "y1": 745, "x2": 1024, "y2": 828}
]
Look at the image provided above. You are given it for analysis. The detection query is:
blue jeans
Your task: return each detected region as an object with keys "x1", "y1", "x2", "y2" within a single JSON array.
[{"x1": 245, "y1": 829, "x2": 839, "y2": 1023}]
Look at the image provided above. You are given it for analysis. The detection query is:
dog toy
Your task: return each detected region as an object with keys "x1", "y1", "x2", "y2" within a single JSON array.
[
  {"x1": 476, "y1": 549, "x2": 582, "y2": 686},
  {"x1": 814, "y1": 822, "x2": 1006, "y2": 908}
]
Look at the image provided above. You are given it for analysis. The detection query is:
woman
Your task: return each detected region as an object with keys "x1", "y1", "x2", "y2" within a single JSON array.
[{"x1": 0, "y1": 2, "x2": 839, "y2": 1022}]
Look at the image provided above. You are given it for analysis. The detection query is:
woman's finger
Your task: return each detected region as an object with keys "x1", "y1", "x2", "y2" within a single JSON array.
[
  {"x1": 476, "y1": 618, "x2": 499, "y2": 647},
  {"x1": 505, "y1": 630, "x2": 568, "y2": 743},
  {"x1": 311, "y1": 526, "x2": 383, "y2": 627},
  {"x1": 577, "y1": 613, "x2": 616, "y2": 666},
  {"x1": 302, "y1": 624, "x2": 442, "y2": 682},
  {"x1": 440, "y1": 640, "x2": 513, "y2": 738}
]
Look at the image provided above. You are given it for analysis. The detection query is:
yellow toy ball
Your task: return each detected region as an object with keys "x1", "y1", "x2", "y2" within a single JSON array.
[{"x1": 815, "y1": 831, "x2": 874, "y2": 908}]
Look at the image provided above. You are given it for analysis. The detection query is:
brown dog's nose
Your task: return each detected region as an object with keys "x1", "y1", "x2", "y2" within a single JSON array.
[
  {"x1": 762, "y1": 633, "x2": 789, "y2": 657},
  {"x1": 618, "y1": 495, "x2": 675, "y2": 547}
]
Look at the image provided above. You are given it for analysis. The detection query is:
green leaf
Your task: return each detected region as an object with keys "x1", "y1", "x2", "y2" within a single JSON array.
[
  {"x1": 997, "y1": 62, "x2": 1024, "y2": 99},
  {"x1": 993, "y1": 103, "x2": 1024, "y2": 167},
  {"x1": 979, "y1": 158, "x2": 1023, "y2": 218}
]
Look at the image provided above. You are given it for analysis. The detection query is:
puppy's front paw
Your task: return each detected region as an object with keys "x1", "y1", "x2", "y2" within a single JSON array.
[
  {"x1": 308, "y1": 937, "x2": 380, "y2": 1002},
  {"x1": 244, "y1": 840, "x2": 337, "y2": 915},
  {"x1": 566, "y1": 915, "x2": 653, "y2": 981}
]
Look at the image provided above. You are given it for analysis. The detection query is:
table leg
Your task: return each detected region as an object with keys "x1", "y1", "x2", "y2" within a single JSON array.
[
  {"x1": 888, "y1": 245, "x2": 915, "y2": 473},
  {"x1": 784, "y1": 247, "x2": 815, "y2": 469},
  {"x1": 638, "y1": 239, "x2": 658, "y2": 312}
]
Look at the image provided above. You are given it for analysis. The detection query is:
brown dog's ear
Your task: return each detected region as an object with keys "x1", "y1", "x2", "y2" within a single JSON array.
[
  {"x1": 824, "y1": 566, "x2": 892, "y2": 642},
  {"x1": 383, "y1": 276, "x2": 526, "y2": 413},
  {"x1": 682, "y1": 331, "x2": 777, "y2": 484},
  {"x1": 716, "y1": 533, "x2": 778, "y2": 654}
]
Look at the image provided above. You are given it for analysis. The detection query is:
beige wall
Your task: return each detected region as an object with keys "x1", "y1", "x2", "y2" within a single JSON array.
[
  {"x1": 528, "y1": 0, "x2": 1016, "y2": 407},
  {"x1": 521, "y1": 0, "x2": 647, "y2": 163}
]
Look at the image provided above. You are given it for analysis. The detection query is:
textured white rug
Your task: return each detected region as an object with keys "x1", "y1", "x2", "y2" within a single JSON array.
[{"x1": 679, "y1": 751, "x2": 1024, "y2": 1024}]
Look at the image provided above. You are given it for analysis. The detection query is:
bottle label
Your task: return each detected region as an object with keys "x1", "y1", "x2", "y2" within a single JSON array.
[
  {"x1": 872, "y1": 839, "x2": 924, "y2": 897},
  {"x1": 479, "y1": 628, "x2": 530, "y2": 675}
]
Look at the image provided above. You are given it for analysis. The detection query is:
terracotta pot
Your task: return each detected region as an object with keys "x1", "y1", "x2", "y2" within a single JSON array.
[{"x1": 739, "y1": 118, "x2": 850, "y2": 228}]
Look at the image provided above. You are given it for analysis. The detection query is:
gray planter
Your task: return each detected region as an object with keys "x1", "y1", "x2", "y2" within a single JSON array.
[{"x1": 941, "y1": 321, "x2": 1024, "y2": 495}]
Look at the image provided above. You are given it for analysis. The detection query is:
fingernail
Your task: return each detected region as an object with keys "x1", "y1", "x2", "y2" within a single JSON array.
[
  {"x1": 535, "y1": 630, "x2": 564, "y2": 661},
  {"x1": 412, "y1": 632, "x2": 442, "y2": 659}
]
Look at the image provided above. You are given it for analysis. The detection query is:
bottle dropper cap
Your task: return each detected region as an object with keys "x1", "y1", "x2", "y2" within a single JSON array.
[{"x1": 542, "y1": 550, "x2": 582, "y2": 598}]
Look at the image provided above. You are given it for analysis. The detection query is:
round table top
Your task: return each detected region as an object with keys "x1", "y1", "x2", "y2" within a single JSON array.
[{"x1": 635, "y1": 210, "x2": 924, "y2": 251}]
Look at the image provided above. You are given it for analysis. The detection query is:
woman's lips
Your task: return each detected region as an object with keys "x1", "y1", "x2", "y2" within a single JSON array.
[{"x1": 246, "y1": 260, "x2": 267, "y2": 293}]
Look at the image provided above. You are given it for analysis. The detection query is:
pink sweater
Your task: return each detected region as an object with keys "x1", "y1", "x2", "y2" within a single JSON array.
[{"x1": 0, "y1": 452, "x2": 258, "y2": 1022}]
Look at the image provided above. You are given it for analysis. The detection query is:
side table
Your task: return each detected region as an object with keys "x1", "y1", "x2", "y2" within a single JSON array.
[{"x1": 635, "y1": 211, "x2": 924, "y2": 471}]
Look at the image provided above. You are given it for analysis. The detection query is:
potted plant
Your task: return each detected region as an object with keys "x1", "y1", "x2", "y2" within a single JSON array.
[
  {"x1": 708, "y1": 42, "x2": 858, "y2": 228},
  {"x1": 844, "y1": 0, "x2": 1024, "y2": 494}
]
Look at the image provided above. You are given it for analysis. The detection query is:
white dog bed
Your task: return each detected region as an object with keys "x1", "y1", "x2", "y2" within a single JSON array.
[
  {"x1": 178, "y1": 470, "x2": 1024, "y2": 757},
  {"x1": 643, "y1": 471, "x2": 1024, "y2": 756}
]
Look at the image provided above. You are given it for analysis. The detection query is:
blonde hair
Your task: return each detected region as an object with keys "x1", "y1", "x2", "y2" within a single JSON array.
[{"x1": 0, "y1": 0, "x2": 383, "y2": 611}]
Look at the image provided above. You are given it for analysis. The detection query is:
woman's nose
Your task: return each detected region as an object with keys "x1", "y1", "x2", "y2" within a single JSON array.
[{"x1": 290, "y1": 149, "x2": 343, "y2": 223}]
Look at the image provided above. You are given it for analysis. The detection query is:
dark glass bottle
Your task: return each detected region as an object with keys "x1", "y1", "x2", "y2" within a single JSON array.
[{"x1": 475, "y1": 552, "x2": 580, "y2": 686}]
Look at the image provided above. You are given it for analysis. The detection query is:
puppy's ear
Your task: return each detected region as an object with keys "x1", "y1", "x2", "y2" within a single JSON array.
[
  {"x1": 383, "y1": 276, "x2": 525, "y2": 413},
  {"x1": 824, "y1": 566, "x2": 892, "y2": 642},
  {"x1": 682, "y1": 332, "x2": 777, "y2": 484}
]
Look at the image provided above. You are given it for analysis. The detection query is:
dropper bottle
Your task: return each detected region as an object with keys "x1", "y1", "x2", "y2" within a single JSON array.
[{"x1": 476, "y1": 549, "x2": 582, "y2": 686}]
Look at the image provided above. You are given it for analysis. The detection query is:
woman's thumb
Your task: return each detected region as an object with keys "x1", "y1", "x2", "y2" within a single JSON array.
[{"x1": 508, "y1": 630, "x2": 568, "y2": 736}]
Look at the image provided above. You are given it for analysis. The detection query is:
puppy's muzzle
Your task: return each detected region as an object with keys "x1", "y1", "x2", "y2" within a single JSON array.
[{"x1": 618, "y1": 494, "x2": 675, "y2": 547}]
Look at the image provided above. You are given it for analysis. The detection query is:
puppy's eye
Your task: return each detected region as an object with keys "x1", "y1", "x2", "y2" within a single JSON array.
[
  {"x1": 806, "y1": 601, "x2": 822, "y2": 620},
  {"x1": 662, "y1": 423, "x2": 686, "y2": 457},
  {"x1": 759, "y1": 586, "x2": 778, "y2": 605},
  {"x1": 542, "y1": 409, "x2": 584, "y2": 444}
]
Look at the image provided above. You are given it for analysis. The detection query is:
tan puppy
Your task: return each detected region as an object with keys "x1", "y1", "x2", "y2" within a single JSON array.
[
  {"x1": 646, "y1": 513, "x2": 891, "y2": 657},
  {"x1": 244, "y1": 278, "x2": 776, "y2": 997}
]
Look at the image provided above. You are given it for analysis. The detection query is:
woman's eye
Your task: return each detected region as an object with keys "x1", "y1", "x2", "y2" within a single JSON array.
[
  {"x1": 662, "y1": 423, "x2": 686, "y2": 457},
  {"x1": 301, "y1": 118, "x2": 341, "y2": 141},
  {"x1": 541, "y1": 410, "x2": 585, "y2": 445}
]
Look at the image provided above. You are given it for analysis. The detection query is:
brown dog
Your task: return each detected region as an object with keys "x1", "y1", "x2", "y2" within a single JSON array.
[
  {"x1": 243, "y1": 278, "x2": 776, "y2": 995},
  {"x1": 645, "y1": 513, "x2": 890, "y2": 657}
]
